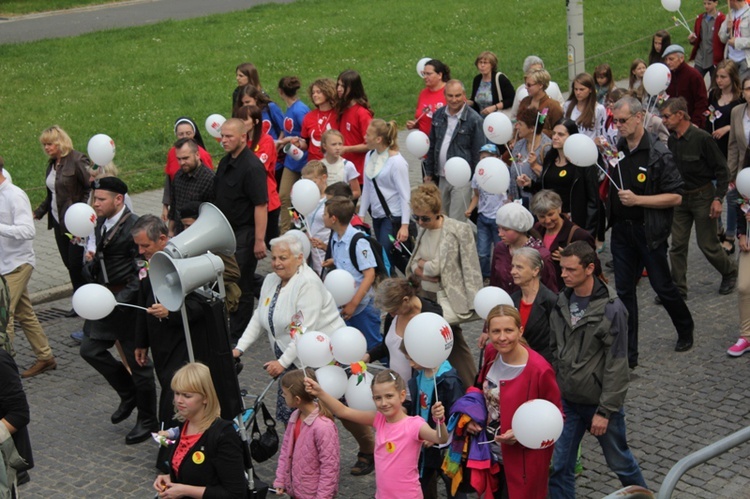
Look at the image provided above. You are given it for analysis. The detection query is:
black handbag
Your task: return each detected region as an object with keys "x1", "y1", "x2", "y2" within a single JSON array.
[
  {"x1": 249, "y1": 403, "x2": 278, "y2": 463},
  {"x1": 371, "y1": 177, "x2": 417, "y2": 275}
]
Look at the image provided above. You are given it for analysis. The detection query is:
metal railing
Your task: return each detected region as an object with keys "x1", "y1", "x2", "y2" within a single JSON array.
[{"x1": 656, "y1": 426, "x2": 750, "y2": 499}]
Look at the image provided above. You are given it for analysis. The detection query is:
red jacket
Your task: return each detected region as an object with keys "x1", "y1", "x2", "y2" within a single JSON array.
[
  {"x1": 666, "y1": 62, "x2": 709, "y2": 128},
  {"x1": 477, "y1": 346, "x2": 562, "y2": 499},
  {"x1": 689, "y1": 11, "x2": 726, "y2": 67}
]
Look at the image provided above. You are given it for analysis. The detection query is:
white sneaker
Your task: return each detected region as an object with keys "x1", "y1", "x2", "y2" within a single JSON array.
[{"x1": 727, "y1": 337, "x2": 750, "y2": 357}]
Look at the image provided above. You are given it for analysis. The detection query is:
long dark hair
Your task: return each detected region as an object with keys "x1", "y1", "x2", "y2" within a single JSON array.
[
  {"x1": 336, "y1": 69, "x2": 371, "y2": 118},
  {"x1": 426, "y1": 59, "x2": 451, "y2": 82},
  {"x1": 232, "y1": 105, "x2": 263, "y2": 150},
  {"x1": 648, "y1": 30, "x2": 671, "y2": 65}
]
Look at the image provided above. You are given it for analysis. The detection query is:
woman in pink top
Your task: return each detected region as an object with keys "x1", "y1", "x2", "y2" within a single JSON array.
[
  {"x1": 406, "y1": 59, "x2": 450, "y2": 136},
  {"x1": 337, "y1": 69, "x2": 374, "y2": 180},
  {"x1": 274, "y1": 369, "x2": 339, "y2": 499},
  {"x1": 306, "y1": 369, "x2": 448, "y2": 498}
]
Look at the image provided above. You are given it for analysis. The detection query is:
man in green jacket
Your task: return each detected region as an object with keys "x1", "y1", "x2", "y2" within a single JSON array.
[{"x1": 548, "y1": 241, "x2": 646, "y2": 499}]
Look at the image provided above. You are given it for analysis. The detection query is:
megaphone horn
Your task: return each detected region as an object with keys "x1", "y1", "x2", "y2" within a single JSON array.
[
  {"x1": 149, "y1": 251, "x2": 225, "y2": 312},
  {"x1": 163, "y1": 202, "x2": 236, "y2": 259}
]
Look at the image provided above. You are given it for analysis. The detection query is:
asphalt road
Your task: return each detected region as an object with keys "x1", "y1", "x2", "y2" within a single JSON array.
[{"x1": 0, "y1": 0, "x2": 294, "y2": 45}]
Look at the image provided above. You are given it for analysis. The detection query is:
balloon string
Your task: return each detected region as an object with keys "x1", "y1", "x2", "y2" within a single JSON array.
[
  {"x1": 597, "y1": 162, "x2": 621, "y2": 191},
  {"x1": 433, "y1": 376, "x2": 441, "y2": 438},
  {"x1": 677, "y1": 10, "x2": 693, "y2": 34},
  {"x1": 115, "y1": 303, "x2": 150, "y2": 312},
  {"x1": 504, "y1": 144, "x2": 521, "y2": 177}
]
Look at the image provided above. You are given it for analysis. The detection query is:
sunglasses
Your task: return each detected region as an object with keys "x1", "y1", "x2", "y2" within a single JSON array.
[
  {"x1": 412, "y1": 214, "x2": 434, "y2": 223},
  {"x1": 612, "y1": 115, "x2": 635, "y2": 125}
]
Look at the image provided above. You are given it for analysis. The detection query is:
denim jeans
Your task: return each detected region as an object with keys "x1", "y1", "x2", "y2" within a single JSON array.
[
  {"x1": 346, "y1": 300, "x2": 382, "y2": 351},
  {"x1": 476, "y1": 213, "x2": 500, "y2": 278},
  {"x1": 372, "y1": 216, "x2": 394, "y2": 256},
  {"x1": 610, "y1": 222, "x2": 694, "y2": 366},
  {"x1": 726, "y1": 187, "x2": 738, "y2": 238},
  {"x1": 549, "y1": 400, "x2": 646, "y2": 499}
]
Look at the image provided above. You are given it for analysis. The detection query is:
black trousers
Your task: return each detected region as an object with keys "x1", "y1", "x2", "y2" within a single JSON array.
[
  {"x1": 80, "y1": 332, "x2": 157, "y2": 422},
  {"x1": 52, "y1": 219, "x2": 86, "y2": 291},
  {"x1": 230, "y1": 225, "x2": 258, "y2": 343}
]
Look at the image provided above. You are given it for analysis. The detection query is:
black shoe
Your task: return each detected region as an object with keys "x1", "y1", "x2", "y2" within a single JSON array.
[
  {"x1": 111, "y1": 395, "x2": 137, "y2": 424},
  {"x1": 350, "y1": 452, "x2": 374, "y2": 476},
  {"x1": 125, "y1": 420, "x2": 158, "y2": 445},
  {"x1": 64, "y1": 308, "x2": 78, "y2": 318},
  {"x1": 675, "y1": 337, "x2": 693, "y2": 352},
  {"x1": 719, "y1": 273, "x2": 737, "y2": 295}
]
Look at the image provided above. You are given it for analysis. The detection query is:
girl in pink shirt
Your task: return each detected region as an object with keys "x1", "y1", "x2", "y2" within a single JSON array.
[{"x1": 306, "y1": 369, "x2": 448, "y2": 499}]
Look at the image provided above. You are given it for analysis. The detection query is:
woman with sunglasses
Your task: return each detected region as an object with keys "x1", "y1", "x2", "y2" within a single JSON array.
[
  {"x1": 407, "y1": 183, "x2": 482, "y2": 389},
  {"x1": 516, "y1": 69, "x2": 563, "y2": 138}
]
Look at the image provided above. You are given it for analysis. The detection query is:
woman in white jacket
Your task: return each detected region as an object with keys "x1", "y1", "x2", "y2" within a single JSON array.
[{"x1": 233, "y1": 233, "x2": 343, "y2": 422}]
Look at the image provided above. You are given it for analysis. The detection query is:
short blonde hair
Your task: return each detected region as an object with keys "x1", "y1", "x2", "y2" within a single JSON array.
[
  {"x1": 39, "y1": 125, "x2": 74, "y2": 157},
  {"x1": 170, "y1": 363, "x2": 221, "y2": 432},
  {"x1": 525, "y1": 69, "x2": 550, "y2": 90}
]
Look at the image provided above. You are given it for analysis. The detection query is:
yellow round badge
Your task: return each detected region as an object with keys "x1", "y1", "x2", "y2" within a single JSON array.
[
  {"x1": 559, "y1": 170, "x2": 567, "y2": 178},
  {"x1": 192, "y1": 451, "x2": 205, "y2": 464},
  {"x1": 637, "y1": 173, "x2": 646, "y2": 183},
  {"x1": 385, "y1": 441, "x2": 396, "y2": 453}
]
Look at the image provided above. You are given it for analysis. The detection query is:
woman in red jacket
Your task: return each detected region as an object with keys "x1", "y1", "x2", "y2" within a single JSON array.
[
  {"x1": 468, "y1": 304, "x2": 561, "y2": 499},
  {"x1": 234, "y1": 105, "x2": 281, "y2": 244}
]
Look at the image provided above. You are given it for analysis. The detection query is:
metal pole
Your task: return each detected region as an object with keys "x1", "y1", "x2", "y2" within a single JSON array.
[
  {"x1": 657, "y1": 426, "x2": 750, "y2": 498},
  {"x1": 566, "y1": 0, "x2": 585, "y2": 85},
  {"x1": 180, "y1": 304, "x2": 195, "y2": 362}
]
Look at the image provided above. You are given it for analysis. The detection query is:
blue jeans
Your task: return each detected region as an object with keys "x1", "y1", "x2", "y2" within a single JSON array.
[
  {"x1": 610, "y1": 222, "x2": 694, "y2": 366},
  {"x1": 477, "y1": 213, "x2": 500, "y2": 278},
  {"x1": 726, "y1": 187, "x2": 738, "y2": 238},
  {"x1": 346, "y1": 300, "x2": 382, "y2": 351},
  {"x1": 372, "y1": 216, "x2": 394, "y2": 256},
  {"x1": 549, "y1": 400, "x2": 646, "y2": 499}
]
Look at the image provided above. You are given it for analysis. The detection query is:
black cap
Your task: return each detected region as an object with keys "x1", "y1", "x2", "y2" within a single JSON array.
[{"x1": 91, "y1": 176, "x2": 128, "y2": 195}]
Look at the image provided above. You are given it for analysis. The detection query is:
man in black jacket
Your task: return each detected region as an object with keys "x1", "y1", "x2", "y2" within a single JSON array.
[
  {"x1": 607, "y1": 96, "x2": 695, "y2": 367},
  {"x1": 80, "y1": 177, "x2": 157, "y2": 445}
]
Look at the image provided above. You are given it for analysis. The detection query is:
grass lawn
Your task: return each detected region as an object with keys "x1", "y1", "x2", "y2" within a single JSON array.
[
  {"x1": 0, "y1": 0, "x2": 705, "y2": 205},
  {"x1": 0, "y1": 0, "x2": 128, "y2": 16}
]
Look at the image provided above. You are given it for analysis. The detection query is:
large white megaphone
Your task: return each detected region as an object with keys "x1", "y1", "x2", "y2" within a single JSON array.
[
  {"x1": 163, "y1": 202, "x2": 236, "y2": 259},
  {"x1": 149, "y1": 251, "x2": 225, "y2": 311}
]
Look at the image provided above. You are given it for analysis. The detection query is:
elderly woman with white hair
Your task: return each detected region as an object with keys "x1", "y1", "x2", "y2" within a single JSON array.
[
  {"x1": 490, "y1": 202, "x2": 558, "y2": 294},
  {"x1": 232, "y1": 232, "x2": 344, "y2": 421}
]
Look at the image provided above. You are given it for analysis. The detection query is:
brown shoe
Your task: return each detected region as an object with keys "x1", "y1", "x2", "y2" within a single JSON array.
[{"x1": 22, "y1": 357, "x2": 57, "y2": 378}]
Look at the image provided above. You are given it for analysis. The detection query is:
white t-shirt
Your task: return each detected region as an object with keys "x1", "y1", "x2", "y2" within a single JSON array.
[{"x1": 323, "y1": 157, "x2": 359, "y2": 185}]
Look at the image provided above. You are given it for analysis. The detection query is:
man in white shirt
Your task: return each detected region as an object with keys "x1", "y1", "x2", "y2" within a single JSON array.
[{"x1": 0, "y1": 165, "x2": 57, "y2": 377}]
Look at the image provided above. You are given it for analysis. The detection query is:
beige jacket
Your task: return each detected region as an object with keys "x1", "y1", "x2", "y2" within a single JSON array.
[{"x1": 407, "y1": 216, "x2": 482, "y2": 316}]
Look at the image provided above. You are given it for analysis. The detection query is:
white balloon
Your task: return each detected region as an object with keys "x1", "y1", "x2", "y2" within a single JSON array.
[
  {"x1": 444, "y1": 157, "x2": 472, "y2": 187},
  {"x1": 315, "y1": 365, "x2": 348, "y2": 399},
  {"x1": 416, "y1": 57, "x2": 432, "y2": 77},
  {"x1": 475, "y1": 157, "x2": 510, "y2": 195},
  {"x1": 736, "y1": 168, "x2": 750, "y2": 198},
  {"x1": 324, "y1": 270, "x2": 358, "y2": 307},
  {"x1": 512, "y1": 399, "x2": 564, "y2": 449},
  {"x1": 291, "y1": 178, "x2": 321, "y2": 216},
  {"x1": 330, "y1": 326, "x2": 368, "y2": 364},
  {"x1": 205, "y1": 114, "x2": 226, "y2": 139},
  {"x1": 483, "y1": 112, "x2": 513, "y2": 144},
  {"x1": 403, "y1": 312, "x2": 453, "y2": 369},
  {"x1": 473, "y1": 287, "x2": 514, "y2": 320},
  {"x1": 64, "y1": 202, "x2": 97, "y2": 238},
  {"x1": 345, "y1": 371, "x2": 376, "y2": 411},
  {"x1": 286, "y1": 229, "x2": 311, "y2": 259},
  {"x1": 660, "y1": 0, "x2": 680, "y2": 12},
  {"x1": 72, "y1": 283, "x2": 117, "y2": 320},
  {"x1": 296, "y1": 331, "x2": 334, "y2": 368},
  {"x1": 642, "y1": 63, "x2": 672, "y2": 96},
  {"x1": 563, "y1": 134, "x2": 598, "y2": 167},
  {"x1": 406, "y1": 130, "x2": 430, "y2": 158},
  {"x1": 87, "y1": 134, "x2": 116, "y2": 166}
]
